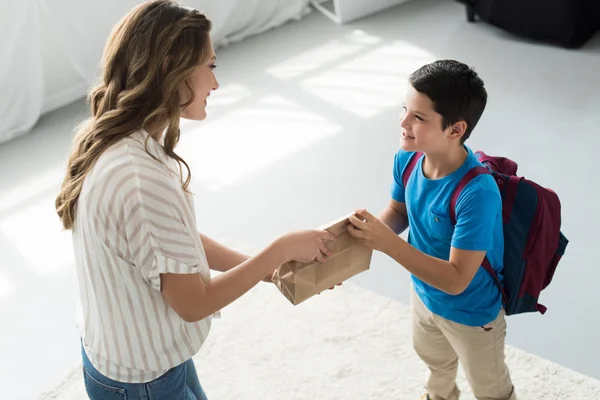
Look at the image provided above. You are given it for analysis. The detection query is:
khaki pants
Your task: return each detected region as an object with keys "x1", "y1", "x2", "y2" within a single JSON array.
[{"x1": 411, "y1": 289, "x2": 517, "y2": 400}]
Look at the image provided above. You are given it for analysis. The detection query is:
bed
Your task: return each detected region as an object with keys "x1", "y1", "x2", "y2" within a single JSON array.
[{"x1": 0, "y1": 0, "x2": 311, "y2": 144}]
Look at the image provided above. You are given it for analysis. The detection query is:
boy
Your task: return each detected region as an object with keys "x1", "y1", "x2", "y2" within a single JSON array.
[{"x1": 347, "y1": 60, "x2": 516, "y2": 400}]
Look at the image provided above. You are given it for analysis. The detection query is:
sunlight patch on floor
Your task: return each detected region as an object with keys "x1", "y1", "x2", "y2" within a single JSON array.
[
  {"x1": 177, "y1": 95, "x2": 341, "y2": 191},
  {"x1": 204, "y1": 82, "x2": 253, "y2": 107},
  {"x1": 265, "y1": 30, "x2": 382, "y2": 80},
  {"x1": 0, "y1": 166, "x2": 64, "y2": 214},
  {"x1": 301, "y1": 40, "x2": 435, "y2": 118},
  {"x1": 0, "y1": 271, "x2": 14, "y2": 300},
  {"x1": 0, "y1": 197, "x2": 74, "y2": 276}
]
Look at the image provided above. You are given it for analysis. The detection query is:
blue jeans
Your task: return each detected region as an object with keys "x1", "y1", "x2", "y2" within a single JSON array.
[{"x1": 81, "y1": 344, "x2": 208, "y2": 399}]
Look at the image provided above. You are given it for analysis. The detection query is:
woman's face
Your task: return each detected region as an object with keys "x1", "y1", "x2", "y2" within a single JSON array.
[{"x1": 179, "y1": 39, "x2": 219, "y2": 121}]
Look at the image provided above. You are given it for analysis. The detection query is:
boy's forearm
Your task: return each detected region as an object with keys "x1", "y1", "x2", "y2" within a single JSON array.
[
  {"x1": 199, "y1": 233, "x2": 250, "y2": 272},
  {"x1": 386, "y1": 236, "x2": 462, "y2": 295},
  {"x1": 379, "y1": 207, "x2": 408, "y2": 235}
]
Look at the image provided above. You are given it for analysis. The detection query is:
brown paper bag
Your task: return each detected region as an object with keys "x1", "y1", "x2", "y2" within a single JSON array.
[{"x1": 272, "y1": 214, "x2": 373, "y2": 305}]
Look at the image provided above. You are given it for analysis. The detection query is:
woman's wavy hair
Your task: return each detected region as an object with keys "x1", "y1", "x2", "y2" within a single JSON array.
[{"x1": 56, "y1": 0, "x2": 212, "y2": 230}]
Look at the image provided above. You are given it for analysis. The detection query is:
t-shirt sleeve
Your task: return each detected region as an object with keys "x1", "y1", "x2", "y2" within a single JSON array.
[
  {"x1": 451, "y1": 177, "x2": 501, "y2": 251},
  {"x1": 122, "y1": 170, "x2": 204, "y2": 291},
  {"x1": 391, "y1": 150, "x2": 415, "y2": 203}
]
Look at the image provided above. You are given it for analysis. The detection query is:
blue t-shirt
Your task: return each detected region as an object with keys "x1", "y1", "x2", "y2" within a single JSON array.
[{"x1": 391, "y1": 146, "x2": 504, "y2": 327}]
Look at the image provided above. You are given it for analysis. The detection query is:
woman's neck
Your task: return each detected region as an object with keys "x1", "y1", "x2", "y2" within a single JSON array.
[{"x1": 144, "y1": 120, "x2": 168, "y2": 142}]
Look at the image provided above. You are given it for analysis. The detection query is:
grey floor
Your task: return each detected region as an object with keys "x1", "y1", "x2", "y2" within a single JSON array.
[{"x1": 1, "y1": 1, "x2": 599, "y2": 399}]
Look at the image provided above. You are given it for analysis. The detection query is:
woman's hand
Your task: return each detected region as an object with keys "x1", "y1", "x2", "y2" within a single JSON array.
[
  {"x1": 261, "y1": 271, "x2": 275, "y2": 283},
  {"x1": 347, "y1": 209, "x2": 399, "y2": 255},
  {"x1": 275, "y1": 229, "x2": 337, "y2": 264},
  {"x1": 320, "y1": 282, "x2": 342, "y2": 293}
]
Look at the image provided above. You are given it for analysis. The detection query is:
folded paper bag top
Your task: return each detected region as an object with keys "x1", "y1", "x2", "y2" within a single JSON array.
[{"x1": 272, "y1": 214, "x2": 373, "y2": 305}]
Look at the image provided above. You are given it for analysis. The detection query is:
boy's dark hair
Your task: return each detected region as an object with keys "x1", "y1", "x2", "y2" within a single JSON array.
[{"x1": 408, "y1": 60, "x2": 487, "y2": 144}]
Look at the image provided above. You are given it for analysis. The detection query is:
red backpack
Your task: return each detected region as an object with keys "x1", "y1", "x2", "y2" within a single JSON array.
[{"x1": 402, "y1": 150, "x2": 568, "y2": 315}]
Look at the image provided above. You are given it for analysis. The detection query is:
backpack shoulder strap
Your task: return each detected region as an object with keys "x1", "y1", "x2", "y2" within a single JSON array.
[
  {"x1": 482, "y1": 257, "x2": 508, "y2": 307},
  {"x1": 450, "y1": 166, "x2": 507, "y2": 307},
  {"x1": 402, "y1": 151, "x2": 423, "y2": 187},
  {"x1": 449, "y1": 166, "x2": 490, "y2": 225}
]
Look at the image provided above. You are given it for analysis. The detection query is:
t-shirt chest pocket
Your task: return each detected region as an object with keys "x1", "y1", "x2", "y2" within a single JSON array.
[{"x1": 427, "y1": 210, "x2": 454, "y2": 244}]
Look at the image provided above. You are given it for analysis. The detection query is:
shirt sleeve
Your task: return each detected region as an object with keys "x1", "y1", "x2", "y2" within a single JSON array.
[
  {"x1": 122, "y1": 169, "x2": 204, "y2": 291},
  {"x1": 391, "y1": 150, "x2": 415, "y2": 203},
  {"x1": 451, "y1": 177, "x2": 501, "y2": 251}
]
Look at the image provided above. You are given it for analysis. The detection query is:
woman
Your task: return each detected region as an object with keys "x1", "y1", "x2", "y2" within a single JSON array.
[{"x1": 55, "y1": 1, "x2": 335, "y2": 398}]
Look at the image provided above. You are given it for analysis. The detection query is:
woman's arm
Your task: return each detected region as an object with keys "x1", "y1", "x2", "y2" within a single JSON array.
[
  {"x1": 161, "y1": 242, "x2": 285, "y2": 322},
  {"x1": 200, "y1": 233, "x2": 249, "y2": 272},
  {"x1": 162, "y1": 230, "x2": 335, "y2": 322},
  {"x1": 200, "y1": 233, "x2": 273, "y2": 282}
]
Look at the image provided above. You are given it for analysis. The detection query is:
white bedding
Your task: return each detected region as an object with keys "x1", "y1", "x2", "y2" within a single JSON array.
[{"x1": 0, "y1": 0, "x2": 310, "y2": 144}]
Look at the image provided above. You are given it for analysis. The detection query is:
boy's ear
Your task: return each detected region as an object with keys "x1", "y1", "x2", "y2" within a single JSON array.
[{"x1": 449, "y1": 121, "x2": 467, "y2": 140}]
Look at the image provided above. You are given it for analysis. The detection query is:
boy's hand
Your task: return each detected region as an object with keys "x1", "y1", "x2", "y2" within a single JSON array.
[{"x1": 347, "y1": 209, "x2": 399, "y2": 255}]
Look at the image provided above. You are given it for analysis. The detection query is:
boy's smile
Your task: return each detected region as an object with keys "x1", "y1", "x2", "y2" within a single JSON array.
[
  {"x1": 402, "y1": 131, "x2": 415, "y2": 140},
  {"x1": 400, "y1": 85, "x2": 445, "y2": 152}
]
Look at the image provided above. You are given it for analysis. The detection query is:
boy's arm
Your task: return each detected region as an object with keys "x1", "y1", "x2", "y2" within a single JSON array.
[
  {"x1": 348, "y1": 187, "x2": 499, "y2": 295},
  {"x1": 387, "y1": 239, "x2": 485, "y2": 295},
  {"x1": 385, "y1": 149, "x2": 414, "y2": 235},
  {"x1": 379, "y1": 199, "x2": 409, "y2": 235}
]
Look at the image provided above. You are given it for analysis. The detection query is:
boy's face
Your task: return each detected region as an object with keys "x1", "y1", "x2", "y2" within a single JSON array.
[{"x1": 399, "y1": 85, "x2": 463, "y2": 153}]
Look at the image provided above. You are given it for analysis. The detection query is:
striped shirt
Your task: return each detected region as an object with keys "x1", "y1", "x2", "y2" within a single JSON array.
[{"x1": 73, "y1": 129, "x2": 212, "y2": 383}]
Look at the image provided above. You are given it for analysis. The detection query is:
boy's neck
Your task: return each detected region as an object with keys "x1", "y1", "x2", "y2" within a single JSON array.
[{"x1": 422, "y1": 145, "x2": 468, "y2": 180}]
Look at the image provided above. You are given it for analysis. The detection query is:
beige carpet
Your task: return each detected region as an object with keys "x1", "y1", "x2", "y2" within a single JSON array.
[{"x1": 41, "y1": 283, "x2": 599, "y2": 399}]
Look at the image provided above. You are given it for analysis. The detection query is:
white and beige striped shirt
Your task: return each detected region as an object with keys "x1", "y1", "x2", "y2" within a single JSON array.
[{"x1": 73, "y1": 129, "x2": 212, "y2": 383}]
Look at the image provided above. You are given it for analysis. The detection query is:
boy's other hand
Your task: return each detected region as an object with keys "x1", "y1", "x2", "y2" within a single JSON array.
[{"x1": 347, "y1": 209, "x2": 399, "y2": 255}]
